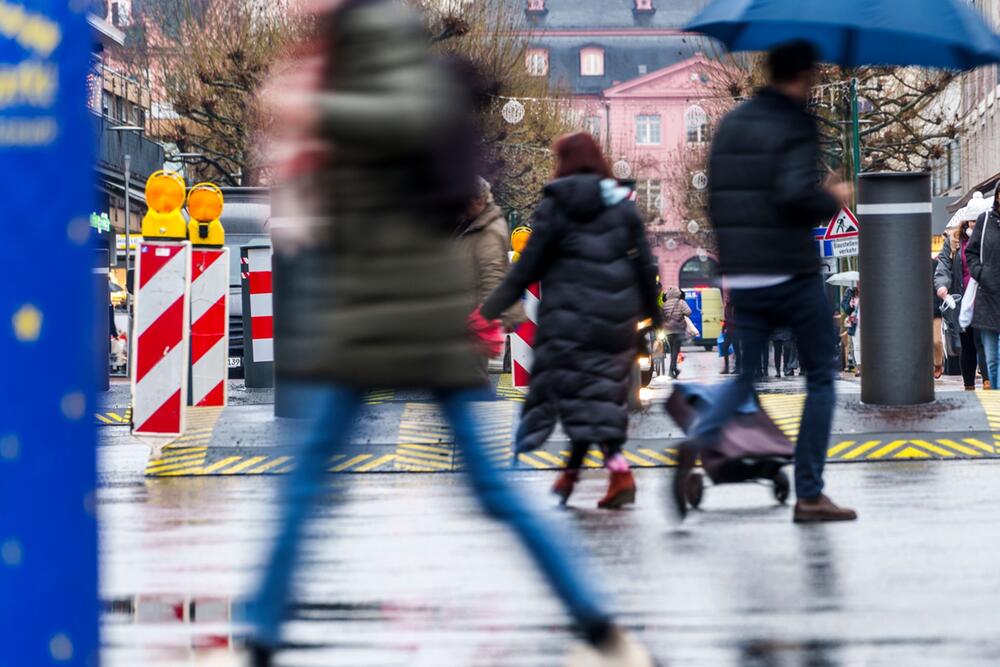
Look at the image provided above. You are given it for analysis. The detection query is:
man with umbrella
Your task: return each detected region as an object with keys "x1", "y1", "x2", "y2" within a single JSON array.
[{"x1": 673, "y1": 41, "x2": 856, "y2": 522}]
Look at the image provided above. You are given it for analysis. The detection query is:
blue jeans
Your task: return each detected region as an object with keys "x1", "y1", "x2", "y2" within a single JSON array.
[
  {"x1": 980, "y1": 329, "x2": 1000, "y2": 388},
  {"x1": 250, "y1": 384, "x2": 609, "y2": 646},
  {"x1": 692, "y1": 274, "x2": 837, "y2": 499}
]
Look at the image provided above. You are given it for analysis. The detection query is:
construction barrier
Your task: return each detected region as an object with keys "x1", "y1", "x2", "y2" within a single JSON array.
[
  {"x1": 511, "y1": 283, "x2": 540, "y2": 389},
  {"x1": 188, "y1": 248, "x2": 230, "y2": 407},
  {"x1": 132, "y1": 241, "x2": 192, "y2": 436},
  {"x1": 241, "y1": 246, "x2": 274, "y2": 388}
]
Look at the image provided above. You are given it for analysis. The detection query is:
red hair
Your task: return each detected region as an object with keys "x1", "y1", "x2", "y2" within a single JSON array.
[{"x1": 552, "y1": 132, "x2": 612, "y2": 179}]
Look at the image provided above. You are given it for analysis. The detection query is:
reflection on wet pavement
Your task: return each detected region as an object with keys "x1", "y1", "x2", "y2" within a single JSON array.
[{"x1": 99, "y1": 460, "x2": 1000, "y2": 666}]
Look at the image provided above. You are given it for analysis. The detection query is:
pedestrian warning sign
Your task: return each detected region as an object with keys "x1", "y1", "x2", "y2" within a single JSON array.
[{"x1": 825, "y1": 208, "x2": 860, "y2": 240}]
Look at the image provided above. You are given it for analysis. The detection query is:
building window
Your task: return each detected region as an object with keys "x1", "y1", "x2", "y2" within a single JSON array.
[
  {"x1": 525, "y1": 48, "x2": 548, "y2": 77},
  {"x1": 636, "y1": 179, "x2": 663, "y2": 217},
  {"x1": 580, "y1": 48, "x2": 605, "y2": 77},
  {"x1": 638, "y1": 64, "x2": 648, "y2": 75},
  {"x1": 636, "y1": 114, "x2": 661, "y2": 145},
  {"x1": 685, "y1": 105, "x2": 709, "y2": 144},
  {"x1": 949, "y1": 138, "x2": 961, "y2": 189},
  {"x1": 583, "y1": 115, "x2": 602, "y2": 142}
]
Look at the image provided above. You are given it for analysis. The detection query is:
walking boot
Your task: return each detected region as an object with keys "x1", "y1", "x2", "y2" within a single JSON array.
[
  {"x1": 985, "y1": 380, "x2": 993, "y2": 390},
  {"x1": 670, "y1": 441, "x2": 698, "y2": 520},
  {"x1": 965, "y1": 385, "x2": 976, "y2": 391},
  {"x1": 793, "y1": 494, "x2": 857, "y2": 523},
  {"x1": 565, "y1": 626, "x2": 654, "y2": 667},
  {"x1": 597, "y1": 471, "x2": 636, "y2": 509},
  {"x1": 552, "y1": 470, "x2": 579, "y2": 505}
]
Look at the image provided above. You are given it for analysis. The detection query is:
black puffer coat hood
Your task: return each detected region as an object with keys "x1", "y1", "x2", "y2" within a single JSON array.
[{"x1": 480, "y1": 174, "x2": 663, "y2": 450}]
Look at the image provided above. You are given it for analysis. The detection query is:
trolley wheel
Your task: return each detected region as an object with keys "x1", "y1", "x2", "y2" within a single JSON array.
[
  {"x1": 773, "y1": 470, "x2": 790, "y2": 505},
  {"x1": 685, "y1": 472, "x2": 704, "y2": 509}
]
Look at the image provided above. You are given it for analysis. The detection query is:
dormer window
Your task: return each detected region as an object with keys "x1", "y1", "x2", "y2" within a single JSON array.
[
  {"x1": 526, "y1": 48, "x2": 548, "y2": 77},
  {"x1": 580, "y1": 47, "x2": 605, "y2": 77},
  {"x1": 526, "y1": 0, "x2": 546, "y2": 12},
  {"x1": 634, "y1": 0, "x2": 655, "y2": 12}
]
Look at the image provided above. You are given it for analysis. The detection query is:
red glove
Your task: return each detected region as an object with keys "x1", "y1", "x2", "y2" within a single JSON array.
[{"x1": 468, "y1": 307, "x2": 504, "y2": 357}]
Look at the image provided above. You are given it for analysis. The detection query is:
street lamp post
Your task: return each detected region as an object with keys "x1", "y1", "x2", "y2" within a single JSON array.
[{"x1": 108, "y1": 124, "x2": 144, "y2": 378}]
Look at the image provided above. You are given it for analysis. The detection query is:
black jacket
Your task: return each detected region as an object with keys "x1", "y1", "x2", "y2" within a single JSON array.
[
  {"x1": 708, "y1": 88, "x2": 840, "y2": 275},
  {"x1": 967, "y1": 210, "x2": 1000, "y2": 332},
  {"x1": 481, "y1": 175, "x2": 662, "y2": 450}
]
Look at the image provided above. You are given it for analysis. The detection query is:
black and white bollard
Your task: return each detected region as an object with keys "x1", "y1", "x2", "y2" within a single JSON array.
[{"x1": 857, "y1": 172, "x2": 934, "y2": 405}]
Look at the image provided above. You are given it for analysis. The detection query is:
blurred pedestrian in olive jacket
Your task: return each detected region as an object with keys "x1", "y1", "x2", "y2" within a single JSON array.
[{"x1": 247, "y1": 3, "x2": 651, "y2": 666}]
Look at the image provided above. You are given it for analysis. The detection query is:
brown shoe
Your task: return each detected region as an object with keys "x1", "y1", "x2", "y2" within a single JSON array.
[
  {"x1": 934, "y1": 365, "x2": 944, "y2": 379},
  {"x1": 552, "y1": 470, "x2": 579, "y2": 505},
  {"x1": 793, "y1": 494, "x2": 858, "y2": 523},
  {"x1": 986, "y1": 380, "x2": 993, "y2": 390},
  {"x1": 598, "y1": 471, "x2": 636, "y2": 509},
  {"x1": 966, "y1": 385, "x2": 976, "y2": 391}
]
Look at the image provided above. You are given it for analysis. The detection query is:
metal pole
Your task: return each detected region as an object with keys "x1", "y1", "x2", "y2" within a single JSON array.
[
  {"x1": 851, "y1": 77, "x2": 861, "y2": 189},
  {"x1": 123, "y1": 153, "x2": 132, "y2": 379},
  {"x1": 857, "y1": 172, "x2": 934, "y2": 405}
]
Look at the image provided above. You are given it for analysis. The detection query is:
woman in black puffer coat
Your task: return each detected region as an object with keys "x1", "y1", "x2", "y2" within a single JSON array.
[{"x1": 480, "y1": 132, "x2": 662, "y2": 509}]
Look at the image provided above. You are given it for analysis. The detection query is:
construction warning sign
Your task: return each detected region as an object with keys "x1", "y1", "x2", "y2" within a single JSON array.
[{"x1": 825, "y1": 208, "x2": 860, "y2": 240}]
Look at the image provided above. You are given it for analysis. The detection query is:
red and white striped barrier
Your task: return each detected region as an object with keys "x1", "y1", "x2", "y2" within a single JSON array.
[
  {"x1": 511, "y1": 283, "x2": 540, "y2": 389},
  {"x1": 132, "y1": 240, "x2": 191, "y2": 436},
  {"x1": 188, "y1": 248, "x2": 230, "y2": 407},
  {"x1": 243, "y1": 247, "x2": 274, "y2": 363}
]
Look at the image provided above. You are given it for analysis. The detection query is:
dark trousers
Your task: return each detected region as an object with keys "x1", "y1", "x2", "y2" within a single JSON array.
[
  {"x1": 960, "y1": 327, "x2": 982, "y2": 387},
  {"x1": 774, "y1": 341, "x2": 798, "y2": 375},
  {"x1": 691, "y1": 274, "x2": 837, "y2": 499},
  {"x1": 667, "y1": 333, "x2": 684, "y2": 375},
  {"x1": 567, "y1": 441, "x2": 624, "y2": 470}
]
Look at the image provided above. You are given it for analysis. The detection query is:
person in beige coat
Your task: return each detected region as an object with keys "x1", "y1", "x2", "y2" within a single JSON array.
[{"x1": 457, "y1": 178, "x2": 526, "y2": 381}]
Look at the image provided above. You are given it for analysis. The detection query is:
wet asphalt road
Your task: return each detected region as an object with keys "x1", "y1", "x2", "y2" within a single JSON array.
[
  {"x1": 100, "y1": 461, "x2": 1000, "y2": 667},
  {"x1": 98, "y1": 351, "x2": 1000, "y2": 666}
]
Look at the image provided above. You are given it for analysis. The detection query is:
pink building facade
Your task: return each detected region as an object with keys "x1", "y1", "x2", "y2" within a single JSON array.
[{"x1": 520, "y1": 0, "x2": 719, "y2": 289}]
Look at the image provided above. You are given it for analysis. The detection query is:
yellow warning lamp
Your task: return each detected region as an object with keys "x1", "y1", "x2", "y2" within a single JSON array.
[
  {"x1": 186, "y1": 182, "x2": 225, "y2": 246},
  {"x1": 141, "y1": 170, "x2": 187, "y2": 239},
  {"x1": 511, "y1": 226, "x2": 532, "y2": 255}
]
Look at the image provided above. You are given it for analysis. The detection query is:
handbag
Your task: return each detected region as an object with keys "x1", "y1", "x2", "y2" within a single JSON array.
[
  {"x1": 942, "y1": 315, "x2": 961, "y2": 358},
  {"x1": 684, "y1": 316, "x2": 699, "y2": 338},
  {"x1": 960, "y1": 218, "x2": 988, "y2": 329}
]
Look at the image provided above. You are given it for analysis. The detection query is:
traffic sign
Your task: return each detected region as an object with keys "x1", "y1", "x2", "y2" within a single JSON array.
[{"x1": 825, "y1": 208, "x2": 860, "y2": 240}]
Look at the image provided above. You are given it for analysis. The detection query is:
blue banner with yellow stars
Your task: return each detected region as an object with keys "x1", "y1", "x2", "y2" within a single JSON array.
[{"x1": 0, "y1": 2, "x2": 98, "y2": 665}]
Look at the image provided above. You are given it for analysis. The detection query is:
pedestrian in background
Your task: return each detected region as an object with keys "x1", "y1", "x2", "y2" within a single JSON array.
[
  {"x1": 966, "y1": 184, "x2": 1000, "y2": 391},
  {"x1": 662, "y1": 286, "x2": 692, "y2": 379},
  {"x1": 456, "y1": 176, "x2": 526, "y2": 383},
  {"x1": 480, "y1": 132, "x2": 663, "y2": 513},
  {"x1": 842, "y1": 286, "x2": 860, "y2": 377},
  {"x1": 247, "y1": 4, "x2": 649, "y2": 665},
  {"x1": 932, "y1": 255, "x2": 946, "y2": 379},
  {"x1": 681, "y1": 40, "x2": 856, "y2": 523},
  {"x1": 772, "y1": 328, "x2": 797, "y2": 377},
  {"x1": 936, "y1": 208, "x2": 988, "y2": 390}
]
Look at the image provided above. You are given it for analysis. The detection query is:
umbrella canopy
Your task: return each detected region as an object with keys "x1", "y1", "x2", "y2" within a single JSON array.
[
  {"x1": 687, "y1": 0, "x2": 1000, "y2": 68},
  {"x1": 826, "y1": 271, "x2": 859, "y2": 287}
]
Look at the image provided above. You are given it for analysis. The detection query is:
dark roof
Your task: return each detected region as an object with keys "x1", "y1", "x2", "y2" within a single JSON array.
[
  {"x1": 538, "y1": 35, "x2": 706, "y2": 95},
  {"x1": 523, "y1": 0, "x2": 708, "y2": 30}
]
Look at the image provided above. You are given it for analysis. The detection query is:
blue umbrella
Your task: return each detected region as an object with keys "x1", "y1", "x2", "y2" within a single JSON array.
[{"x1": 686, "y1": 0, "x2": 1000, "y2": 68}]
